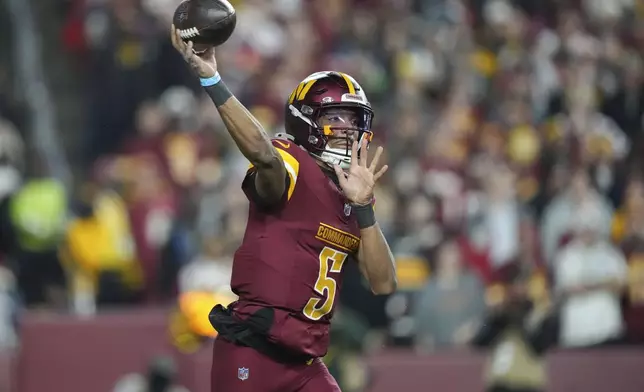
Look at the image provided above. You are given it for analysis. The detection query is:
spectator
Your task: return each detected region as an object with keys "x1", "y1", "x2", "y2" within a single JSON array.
[
  {"x1": 541, "y1": 168, "x2": 613, "y2": 264},
  {"x1": 62, "y1": 181, "x2": 143, "y2": 310},
  {"x1": 466, "y1": 163, "x2": 521, "y2": 275},
  {"x1": 615, "y1": 176, "x2": 644, "y2": 344},
  {"x1": 169, "y1": 236, "x2": 236, "y2": 353},
  {"x1": 2, "y1": 179, "x2": 68, "y2": 309},
  {"x1": 601, "y1": 53, "x2": 644, "y2": 146},
  {"x1": 612, "y1": 176, "x2": 644, "y2": 244},
  {"x1": 472, "y1": 267, "x2": 558, "y2": 392},
  {"x1": 177, "y1": 236, "x2": 233, "y2": 297},
  {"x1": 413, "y1": 240, "x2": 485, "y2": 350},
  {"x1": 554, "y1": 201, "x2": 628, "y2": 348},
  {"x1": 81, "y1": 0, "x2": 169, "y2": 162}
]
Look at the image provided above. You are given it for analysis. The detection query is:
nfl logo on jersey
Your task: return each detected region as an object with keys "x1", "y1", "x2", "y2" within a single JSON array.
[{"x1": 238, "y1": 367, "x2": 249, "y2": 381}]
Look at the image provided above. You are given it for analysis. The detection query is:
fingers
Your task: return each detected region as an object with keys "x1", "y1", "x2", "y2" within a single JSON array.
[
  {"x1": 185, "y1": 41, "x2": 203, "y2": 69},
  {"x1": 350, "y1": 141, "x2": 359, "y2": 168},
  {"x1": 333, "y1": 165, "x2": 349, "y2": 187},
  {"x1": 369, "y1": 146, "x2": 384, "y2": 173},
  {"x1": 171, "y1": 25, "x2": 186, "y2": 53},
  {"x1": 171, "y1": 25, "x2": 197, "y2": 63},
  {"x1": 359, "y1": 137, "x2": 368, "y2": 167},
  {"x1": 373, "y1": 164, "x2": 388, "y2": 182},
  {"x1": 170, "y1": 24, "x2": 177, "y2": 47},
  {"x1": 183, "y1": 41, "x2": 194, "y2": 60}
]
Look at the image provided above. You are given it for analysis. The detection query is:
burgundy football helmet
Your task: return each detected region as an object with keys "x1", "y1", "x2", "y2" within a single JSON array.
[{"x1": 283, "y1": 71, "x2": 374, "y2": 169}]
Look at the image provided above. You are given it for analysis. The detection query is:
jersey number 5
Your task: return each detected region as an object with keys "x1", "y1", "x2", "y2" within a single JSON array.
[{"x1": 303, "y1": 247, "x2": 348, "y2": 321}]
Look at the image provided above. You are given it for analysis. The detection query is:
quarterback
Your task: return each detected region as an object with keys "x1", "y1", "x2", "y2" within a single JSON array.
[{"x1": 171, "y1": 26, "x2": 397, "y2": 392}]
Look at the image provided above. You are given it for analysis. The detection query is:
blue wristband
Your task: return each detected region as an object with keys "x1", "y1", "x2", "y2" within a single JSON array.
[{"x1": 200, "y1": 73, "x2": 221, "y2": 87}]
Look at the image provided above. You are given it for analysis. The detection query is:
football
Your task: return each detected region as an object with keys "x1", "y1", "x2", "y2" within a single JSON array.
[{"x1": 173, "y1": 0, "x2": 237, "y2": 47}]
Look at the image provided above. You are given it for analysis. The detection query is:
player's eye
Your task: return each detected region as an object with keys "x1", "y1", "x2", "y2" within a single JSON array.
[{"x1": 325, "y1": 115, "x2": 358, "y2": 126}]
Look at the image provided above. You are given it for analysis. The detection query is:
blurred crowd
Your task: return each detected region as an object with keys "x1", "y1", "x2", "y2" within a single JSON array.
[{"x1": 1, "y1": 0, "x2": 644, "y2": 386}]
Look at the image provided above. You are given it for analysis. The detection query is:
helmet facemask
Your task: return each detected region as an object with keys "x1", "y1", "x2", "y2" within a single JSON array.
[{"x1": 311, "y1": 106, "x2": 373, "y2": 170}]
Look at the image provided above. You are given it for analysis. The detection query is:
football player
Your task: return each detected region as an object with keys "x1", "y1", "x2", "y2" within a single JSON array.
[{"x1": 171, "y1": 26, "x2": 397, "y2": 392}]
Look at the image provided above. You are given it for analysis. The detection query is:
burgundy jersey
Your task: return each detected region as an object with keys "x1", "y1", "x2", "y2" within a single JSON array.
[{"x1": 229, "y1": 138, "x2": 362, "y2": 358}]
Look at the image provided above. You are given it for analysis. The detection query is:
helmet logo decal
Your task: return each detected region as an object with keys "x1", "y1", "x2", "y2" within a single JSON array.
[
  {"x1": 288, "y1": 80, "x2": 317, "y2": 104},
  {"x1": 322, "y1": 97, "x2": 334, "y2": 103}
]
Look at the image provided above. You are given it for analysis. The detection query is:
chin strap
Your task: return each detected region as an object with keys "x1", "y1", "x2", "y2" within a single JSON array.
[{"x1": 320, "y1": 148, "x2": 351, "y2": 168}]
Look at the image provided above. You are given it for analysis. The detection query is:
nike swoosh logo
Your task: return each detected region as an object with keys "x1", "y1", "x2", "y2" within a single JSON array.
[{"x1": 275, "y1": 140, "x2": 290, "y2": 149}]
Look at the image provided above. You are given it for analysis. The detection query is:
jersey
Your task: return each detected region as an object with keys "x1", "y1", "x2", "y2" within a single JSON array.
[{"x1": 229, "y1": 138, "x2": 362, "y2": 358}]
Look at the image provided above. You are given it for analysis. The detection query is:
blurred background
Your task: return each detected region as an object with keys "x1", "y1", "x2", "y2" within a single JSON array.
[{"x1": 1, "y1": 0, "x2": 644, "y2": 391}]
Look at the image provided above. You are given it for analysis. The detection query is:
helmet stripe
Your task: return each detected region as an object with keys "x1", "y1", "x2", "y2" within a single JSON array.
[
  {"x1": 295, "y1": 82, "x2": 305, "y2": 98},
  {"x1": 288, "y1": 88, "x2": 298, "y2": 104},
  {"x1": 297, "y1": 80, "x2": 317, "y2": 101},
  {"x1": 339, "y1": 73, "x2": 356, "y2": 95}
]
